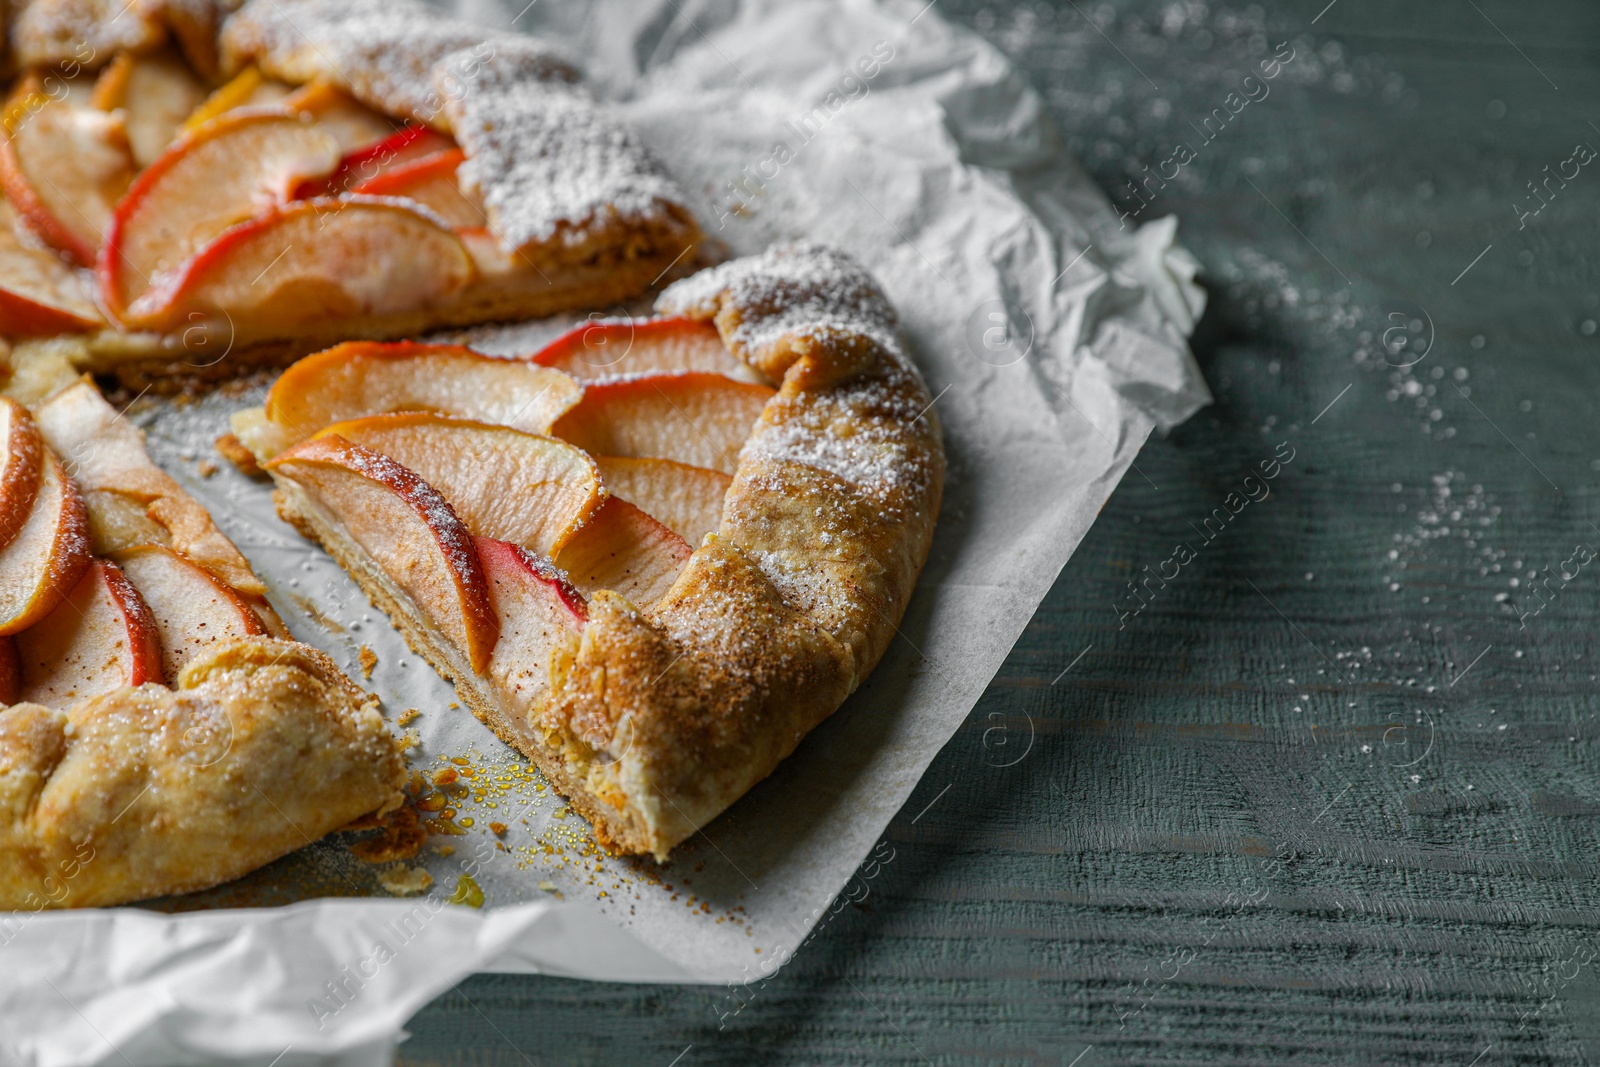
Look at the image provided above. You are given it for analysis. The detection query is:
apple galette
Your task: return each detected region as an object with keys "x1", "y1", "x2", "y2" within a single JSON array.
[
  {"x1": 0, "y1": 0, "x2": 699, "y2": 384},
  {"x1": 236, "y1": 243, "x2": 945, "y2": 859},
  {"x1": 0, "y1": 373, "x2": 403, "y2": 909}
]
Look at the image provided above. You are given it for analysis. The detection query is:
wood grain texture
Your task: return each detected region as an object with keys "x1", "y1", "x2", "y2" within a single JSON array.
[{"x1": 398, "y1": 0, "x2": 1600, "y2": 1062}]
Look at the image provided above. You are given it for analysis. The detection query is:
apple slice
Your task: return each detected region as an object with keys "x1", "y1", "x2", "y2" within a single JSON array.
[
  {"x1": 100, "y1": 109, "x2": 342, "y2": 318},
  {"x1": 179, "y1": 66, "x2": 293, "y2": 134},
  {"x1": 350, "y1": 148, "x2": 484, "y2": 229},
  {"x1": 16, "y1": 559, "x2": 163, "y2": 709},
  {"x1": 593, "y1": 456, "x2": 731, "y2": 547},
  {"x1": 285, "y1": 81, "x2": 396, "y2": 155},
  {"x1": 124, "y1": 196, "x2": 476, "y2": 335},
  {"x1": 246, "y1": 341, "x2": 582, "y2": 460},
  {"x1": 457, "y1": 226, "x2": 524, "y2": 280},
  {"x1": 267, "y1": 434, "x2": 499, "y2": 674},
  {"x1": 532, "y1": 318, "x2": 752, "y2": 381},
  {"x1": 0, "y1": 74, "x2": 136, "y2": 266},
  {"x1": 0, "y1": 451, "x2": 90, "y2": 636},
  {"x1": 552, "y1": 496, "x2": 692, "y2": 609},
  {"x1": 300, "y1": 124, "x2": 455, "y2": 199},
  {"x1": 0, "y1": 398, "x2": 43, "y2": 552},
  {"x1": 475, "y1": 536, "x2": 585, "y2": 722},
  {"x1": 0, "y1": 197, "x2": 104, "y2": 334},
  {"x1": 112, "y1": 544, "x2": 269, "y2": 683},
  {"x1": 78, "y1": 489, "x2": 168, "y2": 556},
  {"x1": 0, "y1": 634, "x2": 18, "y2": 704},
  {"x1": 92, "y1": 50, "x2": 210, "y2": 167},
  {"x1": 550, "y1": 372, "x2": 774, "y2": 476},
  {"x1": 319, "y1": 413, "x2": 602, "y2": 556}
]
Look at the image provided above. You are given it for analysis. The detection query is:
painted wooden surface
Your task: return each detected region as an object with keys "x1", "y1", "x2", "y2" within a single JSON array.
[{"x1": 399, "y1": 1, "x2": 1600, "y2": 1062}]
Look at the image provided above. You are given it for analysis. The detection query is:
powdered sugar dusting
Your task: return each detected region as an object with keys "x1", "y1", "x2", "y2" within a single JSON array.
[
  {"x1": 443, "y1": 51, "x2": 691, "y2": 253},
  {"x1": 660, "y1": 242, "x2": 901, "y2": 364},
  {"x1": 221, "y1": 0, "x2": 690, "y2": 254},
  {"x1": 13, "y1": 0, "x2": 163, "y2": 66},
  {"x1": 324, "y1": 438, "x2": 485, "y2": 592},
  {"x1": 660, "y1": 243, "x2": 937, "y2": 503},
  {"x1": 744, "y1": 374, "x2": 931, "y2": 502},
  {"x1": 223, "y1": 0, "x2": 574, "y2": 124}
]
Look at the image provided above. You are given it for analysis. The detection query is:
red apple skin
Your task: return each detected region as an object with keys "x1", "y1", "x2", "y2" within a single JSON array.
[
  {"x1": 0, "y1": 136, "x2": 86, "y2": 265},
  {"x1": 112, "y1": 543, "x2": 270, "y2": 684},
  {"x1": 474, "y1": 536, "x2": 585, "y2": 723},
  {"x1": 0, "y1": 453, "x2": 92, "y2": 636},
  {"x1": 297, "y1": 124, "x2": 454, "y2": 199},
  {"x1": 317, "y1": 412, "x2": 603, "y2": 557},
  {"x1": 349, "y1": 148, "x2": 482, "y2": 229},
  {"x1": 100, "y1": 560, "x2": 164, "y2": 688},
  {"x1": 0, "y1": 145, "x2": 107, "y2": 269},
  {"x1": 0, "y1": 634, "x2": 18, "y2": 703},
  {"x1": 0, "y1": 398, "x2": 43, "y2": 552},
  {"x1": 0, "y1": 76, "x2": 123, "y2": 268},
  {"x1": 531, "y1": 318, "x2": 743, "y2": 380},
  {"x1": 476, "y1": 536, "x2": 587, "y2": 622},
  {"x1": 99, "y1": 109, "x2": 343, "y2": 318},
  {"x1": 267, "y1": 433, "x2": 500, "y2": 674},
  {"x1": 348, "y1": 148, "x2": 462, "y2": 196},
  {"x1": 0, "y1": 287, "x2": 100, "y2": 335},
  {"x1": 120, "y1": 196, "x2": 474, "y2": 334},
  {"x1": 0, "y1": 198, "x2": 105, "y2": 334},
  {"x1": 17, "y1": 558, "x2": 164, "y2": 709}
]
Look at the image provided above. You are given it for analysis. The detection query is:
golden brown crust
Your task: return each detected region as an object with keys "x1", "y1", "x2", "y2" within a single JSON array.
[
  {"x1": 0, "y1": 637, "x2": 404, "y2": 909},
  {"x1": 536, "y1": 244, "x2": 945, "y2": 857},
  {"x1": 11, "y1": 0, "x2": 165, "y2": 71}
]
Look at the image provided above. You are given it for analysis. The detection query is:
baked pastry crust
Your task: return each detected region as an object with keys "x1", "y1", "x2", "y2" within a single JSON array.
[
  {"x1": 0, "y1": 638, "x2": 402, "y2": 909},
  {"x1": 0, "y1": 358, "x2": 404, "y2": 908},
  {"x1": 262, "y1": 243, "x2": 944, "y2": 859},
  {"x1": 0, "y1": 0, "x2": 700, "y2": 383}
]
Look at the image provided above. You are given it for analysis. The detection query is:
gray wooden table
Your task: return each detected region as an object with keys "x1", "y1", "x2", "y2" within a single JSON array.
[{"x1": 399, "y1": 1, "x2": 1600, "y2": 1062}]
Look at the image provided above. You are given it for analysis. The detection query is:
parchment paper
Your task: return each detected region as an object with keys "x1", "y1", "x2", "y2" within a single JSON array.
[{"x1": 0, "y1": 1, "x2": 1208, "y2": 1063}]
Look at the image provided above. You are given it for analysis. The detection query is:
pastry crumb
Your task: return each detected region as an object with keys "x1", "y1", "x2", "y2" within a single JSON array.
[
  {"x1": 214, "y1": 433, "x2": 263, "y2": 477},
  {"x1": 348, "y1": 808, "x2": 425, "y2": 863},
  {"x1": 490, "y1": 821, "x2": 507, "y2": 836},
  {"x1": 397, "y1": 707, "x2": 421, "y2": 726},
  {"x1": 379, "y1": 866, "x2": 433, "y2": 897},
  {"x1": 358, "y1": 644, "x2": 378, "y2": 679},
  {"x1": 197, "y1": 459, "x2": 218, "y2": 478},
  {"x1": 433, "y1": 767, "x2": 459, "y2": 786}
]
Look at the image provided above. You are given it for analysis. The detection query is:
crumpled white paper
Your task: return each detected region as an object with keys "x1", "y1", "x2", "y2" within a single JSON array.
[{"x1": 0, "y1": 1, "x2": 1208, "y2": 1063}]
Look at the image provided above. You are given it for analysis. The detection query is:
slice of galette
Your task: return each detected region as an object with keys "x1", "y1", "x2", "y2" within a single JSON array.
[
  {"x1": 0, "y1": 368, "x2": 403, "y2": 909},
  {"x1": 234, "y1": 244, "x2": 945, "y2": 860}
]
